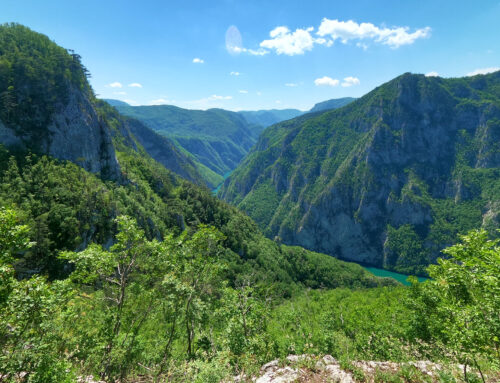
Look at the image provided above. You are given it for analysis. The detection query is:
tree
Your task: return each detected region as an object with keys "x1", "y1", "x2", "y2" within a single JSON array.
[
  {"x1": 0, "y1": 207, "x2": 73, "y2": 383},
  {"x1": 173, "y1": 225, "x2": 226, "y2": 358},
  {"x1": 61, "y1": 215, "x2": 161, "y2": 381},
  {"x1": 409, "y1": 229, "x2": 500, "y2": 382}
]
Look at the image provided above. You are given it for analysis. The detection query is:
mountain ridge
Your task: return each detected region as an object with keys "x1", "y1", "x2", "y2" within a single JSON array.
[{"x1": 220, "y1": 71, "x2": 500, "y2": 274}]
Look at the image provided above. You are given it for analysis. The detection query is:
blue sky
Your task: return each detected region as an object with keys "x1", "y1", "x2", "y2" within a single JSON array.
[{"x1": 1, "y1": 0, "x2": 499, "y2": 111}]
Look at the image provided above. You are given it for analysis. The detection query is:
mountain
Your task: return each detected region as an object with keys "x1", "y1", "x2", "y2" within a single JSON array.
[
  {"x1": 238, "y1": 109, "x2": 303, "y2": 131},
  {"x1": 309, "y1": 97, "x2": 356, "y2": 113},
  {"x1": 2, "y1": 23, "x2": 497, "y2": 383},
  {"x1": 0, "y1": 24, "x2": 204, "y2": 186},
  {"x1": 108, "y1": 102, "x2": 258, "y2": 188},
  {"x1": 99, "y1": 101, "x2": 205, "y2": 185},
  {"x1": 220, "y1": 71, "x2": 500, "y2": 275},
  {"x1": 0, "y1": 23, "x2": 390, "y2": 288},
  {"x1": 104, "y1": 98, "x2": 131, "y2": 107}
]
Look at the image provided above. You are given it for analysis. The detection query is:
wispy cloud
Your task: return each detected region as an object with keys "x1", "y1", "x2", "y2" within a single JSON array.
[
  {"x1": 425, "y1": 71, "x2": 439, "y2": 77},
  {"x1": 228, "y1": 46, "x2": 268, "y2": 56},
  {"x1": 192, "y1": 58, "x2": 204, "y2": 64},
  {"x1": 149, "y1": 98, "x2": 174, "y2": 105},
  {"x1": 465, "y1": 67, "x2": 500, "y2": 76},
  {"x1": 341, "y1": 76, "x2": 360, "y2": 87},
  {"x1": 285, "y1": 83, "x2": 298, "y2": 87},
  {"x1": 107, "y1": 82, "x2": 123, "y2": 88},
  {"x1": 180, "y1": 94, "x2": 233, "y2": 110},
  {"x1": 317, "y1": 19, "x2": 431, "y2": 49},
  {"x1": 230, "y1": 71, "x2": 241, "y2": 76},
  {"x1": 239, "y1": 90, "x2": 248, "y2": 94},
  {"x1": 128, "y1": 83, "x2": 143, "y2": 88},
  {"x1": 314, "y1": 76, "x2": 339, "y2": 87},
  {"x1": 208, "y1": 94, "x2": 232, "y2": 100}
]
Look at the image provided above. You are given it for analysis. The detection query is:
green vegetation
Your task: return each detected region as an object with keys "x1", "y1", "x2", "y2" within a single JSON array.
[
  {"x1": 237, "y1": 108, "x2": 302, "y2": 132},
  {"x1": 308, "y1": 96, "x2": 356, "y2": 113},
  {"x1": 108, "y1": 102, "x2": 259, "y2": 187},
  {"x1": 221, "y1": 71, "x2": 500, "y2": 275},
  {"x1": 1, "y1": 208, "x2": 498, "y2": 381},
  {"x1": 0, "y1": 23, "x2": 91, "y2": 146},
  {"x1": 0, "y1": 23, "x2": 499, "y2": 382}
]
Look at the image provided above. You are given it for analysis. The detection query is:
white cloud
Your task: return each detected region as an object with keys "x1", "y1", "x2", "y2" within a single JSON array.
[
  {"x1": 314, "y1": 76, "x2": 339, "y2": 87},
  {"x1": 256, "y1": 91, "x2": 262, "y2": 96},
  {"x1": 128, "y1": 83, "x2": 143, "y2": 88},
  {"x1": 113, "y1": 91, "x2": 127, "y2": 95},
  {"x1": 230, "y1": 71, "x2": 241, "y2": 76},
  {"x1": 149, "y1": 99, "x2": 176, "y2": 105},
  {"x1": 317, "y1": 18, "x2": 431, "y2": 49},
  {"x1": 465, "y1": 67, "x2": 500, "y2": 76},
  {"x1": 425, "y1": 71, "x2": 439, "y2": 77},
  {"x1": 356, "y1": 42, "x2": 368, "y2": 50},
  {"x1": 275, "y1": 100, "x2": 282, "y2": 104},
  {"x1": 229, "y1": 46, "x2": 268, "y2": 56},
  {"x1": 260, "y1": 26, "x2": 325, "y2": 55},
  {"x1": 235, "y1": 18, "x2": 430, "y2": 58},
  {"x1": 239, "y1": 90, "x2": 248, "y2": 94},
  {"x1": 341, "y1": 76, "x2": 360, "y2": 87},
  {"x1": 193, "y1": 58, "x2": 204, "y2": 64},
  {"x1": 208, "y1": 94, "x2": 232, "y2": 101},
  {"x1": 107, "y1": 82, "x2": 123, "y2": 88},
  {"x1": 285, "y1": 83, "x2": 298, "y2": 87}
]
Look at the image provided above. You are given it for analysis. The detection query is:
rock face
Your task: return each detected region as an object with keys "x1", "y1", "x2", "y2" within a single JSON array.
[
  {"x1": 239, "y1": 355, "x2": 447, "y2": 383},
  {"x1": 0, "y1": 24, "x2": 206, "y2": 185},
  {"x1": 221, "y1": 72, "x2": 500, "y2": 273},
  {"x1": 46, "y1": 86, "x2": 121, "y2": 179},
  {"x1": 0, "y1": 85, "x2": 121, "y2": 180}
]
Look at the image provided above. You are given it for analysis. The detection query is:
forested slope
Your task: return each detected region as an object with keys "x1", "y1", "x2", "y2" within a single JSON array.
[{"x1": 221, "y1": 71, "x2": 500, "y2": 275}]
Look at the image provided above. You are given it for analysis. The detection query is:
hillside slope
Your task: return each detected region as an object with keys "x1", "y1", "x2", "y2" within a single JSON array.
[
  {"x1": 309, "y1": 97, "x2": 356, "y2": 113},
  {"x1": 0, "y1": 24, "x2": 205, "y2": 186},
  {"x1": 220, "y1": 72, "x2": 500, "y2": 274},
  {"x1": 109, "y1": 102, "x2": 258, "y2": 187},
  {"x1": 238, "y1": 108, "x2": 302, "y2": 132},
  {"x1": 0, "y1": 23, "x2": 391, "y2": 290}
]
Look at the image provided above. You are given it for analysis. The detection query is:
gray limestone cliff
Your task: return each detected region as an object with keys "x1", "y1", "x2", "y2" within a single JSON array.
[{"x1": 221, "y1": 72, "x2": 500, "y2": 274}]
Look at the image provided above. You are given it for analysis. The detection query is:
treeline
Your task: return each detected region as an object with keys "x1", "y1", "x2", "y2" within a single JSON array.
[
  {"x1": 0, "y1": 23, "x2": 91, "y2": 143},
  {"x1": 1, "y1": 207, "x2": 498, "y2": 382}
]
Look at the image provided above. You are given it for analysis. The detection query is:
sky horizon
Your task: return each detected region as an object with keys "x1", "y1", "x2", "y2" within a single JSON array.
[{"x1": 1, "y1": 0, "x2": 499, "y2": 111}]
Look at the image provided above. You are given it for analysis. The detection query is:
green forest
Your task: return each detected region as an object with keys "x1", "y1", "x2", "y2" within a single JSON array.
[{"x1": 0, "y1": 23, "x2": 499, "y2": 382}]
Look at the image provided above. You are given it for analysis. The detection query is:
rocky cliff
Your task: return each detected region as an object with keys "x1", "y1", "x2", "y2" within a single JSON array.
[
  {"x1": 220, "y1": 72, "x2": 500, "y2": 274},
  {"x1": 0, "y1": 24, "x2": 205, "y2": 184}
]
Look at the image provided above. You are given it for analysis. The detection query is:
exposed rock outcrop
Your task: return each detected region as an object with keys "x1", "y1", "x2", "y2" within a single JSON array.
[
  {"x1": 0, "y1": 85, "x2": 121, "y2": 180},
  {"x1": 236, "y1": 355, "x2": 474, "y2": 383},
  {"x1": 221, "y1": 72, "x2": 500, "y2": 272}
]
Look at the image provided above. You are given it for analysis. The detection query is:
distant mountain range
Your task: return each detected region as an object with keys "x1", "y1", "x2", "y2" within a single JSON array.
[
  {"x1": 309, "y1": 97, "x2": 356, "y2": 113},
  {"x1": 105, "y1": 98, "x2": 356, "y2": 187},
  {"x1": 238, "y1": 109, "x2": 303, "y2": 132}
]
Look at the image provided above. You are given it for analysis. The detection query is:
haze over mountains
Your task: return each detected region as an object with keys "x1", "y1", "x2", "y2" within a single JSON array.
[{"x1": 105, "y1": 98, "x2": 355, "y2": 187}]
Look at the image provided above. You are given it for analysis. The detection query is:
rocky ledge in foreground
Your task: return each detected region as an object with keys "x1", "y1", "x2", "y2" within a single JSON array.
[{"x1": 235, "y1": 355, "x2": 491, "y2": 383}]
